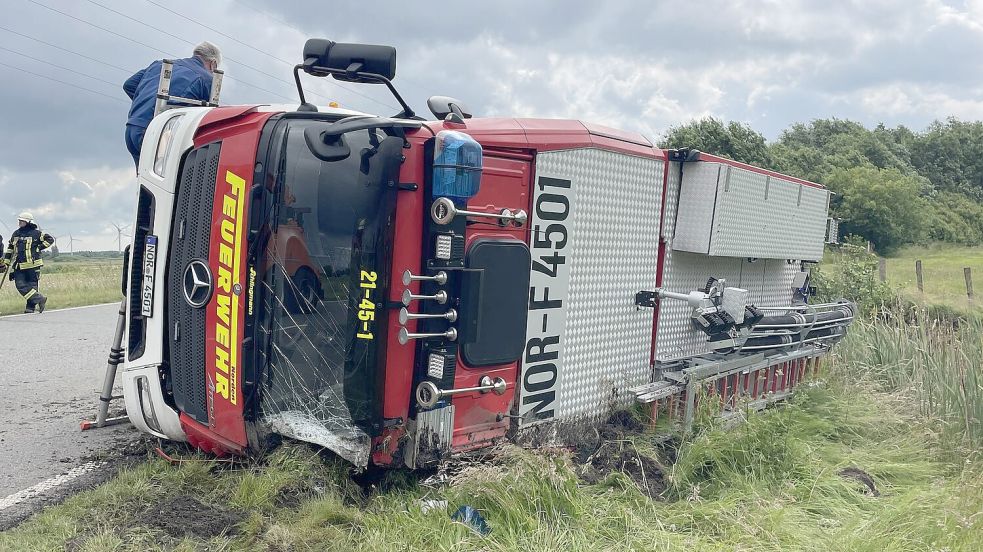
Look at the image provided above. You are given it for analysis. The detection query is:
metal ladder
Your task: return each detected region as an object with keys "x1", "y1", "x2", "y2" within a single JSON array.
[
  {"x1": 153, "y1": 59, "x2": 224, "y2": 116},
  {"x1": 80, "y1": 298, "x2": 127, "y2": 430}
]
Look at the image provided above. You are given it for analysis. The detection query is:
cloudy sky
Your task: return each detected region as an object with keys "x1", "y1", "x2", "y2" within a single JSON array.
[{"x1": 1, "y1": 0, "x2": 981, "y2": 250}]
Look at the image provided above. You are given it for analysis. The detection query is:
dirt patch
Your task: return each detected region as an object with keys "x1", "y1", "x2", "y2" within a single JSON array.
[
  {"x1": 137, "y1": 495, "x2": 241, "y2": 539},
  {"x1": 839, "y1": 467, "x2": 880, "y2": 496},
  {"x1": 579, "y1": 441, "x2": 667, "y2": 499},
  {"x1": 570, "y1": 411, "x2": 668, "y2": 499}
]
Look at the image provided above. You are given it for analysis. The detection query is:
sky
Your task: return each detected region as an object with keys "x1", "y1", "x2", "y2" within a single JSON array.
[{"x1": 1, "y1": 0, "x2": 982, "y2": 250}]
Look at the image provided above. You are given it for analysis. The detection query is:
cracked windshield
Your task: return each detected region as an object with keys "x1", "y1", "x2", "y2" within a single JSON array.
[{"x1": 257, "y1": 122, "x2": 397, "y2": 465}]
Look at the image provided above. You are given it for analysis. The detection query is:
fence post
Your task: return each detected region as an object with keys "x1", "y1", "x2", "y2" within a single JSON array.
[
  {"x1": 915, "y1": 260, "x2": 924, "y2": 293},
  {"x1": 867, "y1": 241, "x2": 873, "y2": 254},
  {"x1": 965, "y1": 267, "x2": 974, "y2": 305},
  {"x1": 878, "y1": 258, "x2": 886, "y2": 282}
]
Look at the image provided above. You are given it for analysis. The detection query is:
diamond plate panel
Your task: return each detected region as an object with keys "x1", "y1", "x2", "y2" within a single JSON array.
[
  {"x1": 519, "y1": 148, "x2": 664, "y2": 424},
  {"x1": 655, "y1": 256, "x2": 799, "y2": 362},
  {"x1": 672, "y1": 162, "x2": 829, "y2": 260},
  {"x1": 655, "y1": 160, "x2": 815, "y2": 363},
  {"x1": 671, "y1": 162, "x2": 722, "y2": 253},
  {"x1": 761, "y1": 259, "x2": 801, "y2": 307},
  {"x1": 796, "y1": 185, "x2": 829, "y2": 260},
  {"x1": 710, "y1": 166, "x2": 772, "y2": 256},
  {"x1": 710, "y1": 166, "x2": 829, "y2": 260},
  {"x1": 739, "y1": 258, "x2": 765, "y2": 301},
  {"x1": 655, "y1": 251, "x2": 743, "y2": 361}
]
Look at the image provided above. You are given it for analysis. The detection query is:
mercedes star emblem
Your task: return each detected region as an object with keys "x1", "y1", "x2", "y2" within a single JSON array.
[{"x1": 183, "y1": 260, "x2": 213, "y2": 308}]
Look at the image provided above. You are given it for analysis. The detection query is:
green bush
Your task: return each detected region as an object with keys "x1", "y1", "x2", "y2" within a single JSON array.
[{"x1": 814, "y1": 241, "x2": 896, "y2": 311}]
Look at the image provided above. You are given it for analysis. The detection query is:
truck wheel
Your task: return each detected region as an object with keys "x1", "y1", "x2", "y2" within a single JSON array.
[{"x1": 286, "y1": 268, "x2": 319, "y2": 314}]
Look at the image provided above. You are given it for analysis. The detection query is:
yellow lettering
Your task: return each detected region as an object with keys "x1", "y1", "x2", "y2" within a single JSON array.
[
  {"x1": 215, "y1": 344, "x2": 230, "y2": 373},
  {"x1": 218, "y1": 266, "x2": 231, "y2": 293},
  {"x1": 216, "y1": 324, "x2": 230, "y2": 349},
  {"x1": 222, "y1": 194, "x2": 236, "y2": 218},
  {"x1": 216, "y1": 293, "x2": 231, "y2": 326},
  {"x1": 212, "y1": 168, "x2": 247, "y2": 407},
  {"x1": 215, "y1": 372, "x2": 229, "y2": 399},
  {"x1": 225, "y1": 170, "x2": 245, "y2": 196},
  {"x1": 221, "y1": 219, "x2": 235, "y2": 244},
  {"x1": 219, "y1": 243, "x2": 233, "y2": 269}
]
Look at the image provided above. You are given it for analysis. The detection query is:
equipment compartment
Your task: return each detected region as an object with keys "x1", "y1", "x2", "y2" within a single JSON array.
[{"x1": 673, "y1": 160, "x2": 829, "y2": 261}]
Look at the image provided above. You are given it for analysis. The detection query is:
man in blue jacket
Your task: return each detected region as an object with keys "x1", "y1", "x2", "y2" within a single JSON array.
[{"x1": 123, "y1": 41, "x2": 222, "y2": 169}]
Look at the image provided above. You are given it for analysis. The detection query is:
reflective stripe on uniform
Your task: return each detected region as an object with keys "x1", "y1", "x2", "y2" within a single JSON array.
[
  {"x1": 24, "y1": 289, "x2": 37, "y2": 300},
  {"x1": 17, "y1": 259, "x2": 43, "y2": 270},
  {"x1": 24, "y1": 237, "x2": 33, "y2": 265}
]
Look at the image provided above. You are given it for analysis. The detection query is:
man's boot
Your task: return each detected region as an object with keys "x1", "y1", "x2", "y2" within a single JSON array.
[{"x1": 25, "y1": 293, "x2": 46, "y2": 314}]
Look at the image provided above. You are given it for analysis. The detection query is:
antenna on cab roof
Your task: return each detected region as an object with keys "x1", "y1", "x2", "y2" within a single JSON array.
[{"x1": 293, "y1": 39, "x2": 417, "y2": 119}]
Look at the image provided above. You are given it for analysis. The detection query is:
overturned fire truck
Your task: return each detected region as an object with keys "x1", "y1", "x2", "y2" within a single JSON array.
[{"x1": 111, "y1": 39, "x2": 854, "y2": 468}]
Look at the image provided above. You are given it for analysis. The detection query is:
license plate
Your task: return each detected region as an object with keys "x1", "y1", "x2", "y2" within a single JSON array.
[{"x1": 141, "y1": 235, "x2": 158, "y2": 317}]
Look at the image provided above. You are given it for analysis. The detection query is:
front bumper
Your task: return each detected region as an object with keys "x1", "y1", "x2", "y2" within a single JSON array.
[{"x1": 121, "y1": 363, "x2": 185, "y2": 441}]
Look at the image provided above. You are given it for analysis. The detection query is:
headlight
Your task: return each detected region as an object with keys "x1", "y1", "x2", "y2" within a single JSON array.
[
  {"x1": 136, "y1": 375, "x2": 164, "y2": 436},
  {"x1": 152, "y1": 115, "x2": 183, "y2": 177}
]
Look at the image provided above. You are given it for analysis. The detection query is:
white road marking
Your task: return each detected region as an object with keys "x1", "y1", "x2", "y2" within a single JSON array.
[
  {"x1": 0, "y1": 302, "x2": 119, "y2": 319},
  {"x1": 0, "y1": 461, "x2": 105, "y2": 511}
]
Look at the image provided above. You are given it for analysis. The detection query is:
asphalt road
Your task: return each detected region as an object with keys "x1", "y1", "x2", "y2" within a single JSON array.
[{"x1": 0, "y1": 302, "x2": 139, "y2": 499}]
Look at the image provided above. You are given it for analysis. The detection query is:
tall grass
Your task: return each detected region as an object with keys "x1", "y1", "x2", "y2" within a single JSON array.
[
  {"x1": 4, "y1": 382, "x2": 981, "y2": 551},
  {"x1": 831, "y1": 307, "x2": 983, "y2": 450}
]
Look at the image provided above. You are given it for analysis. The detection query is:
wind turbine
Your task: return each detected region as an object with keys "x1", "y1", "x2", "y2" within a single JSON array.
[
  {"x1": 111, "y1": 223, "x2": 131, "y2": 253},
  {"x1": 67, "y1": 234, "x2": 82, "y2": 255}
]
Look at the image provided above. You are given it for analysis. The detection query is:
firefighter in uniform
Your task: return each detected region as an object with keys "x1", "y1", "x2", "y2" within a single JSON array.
[{"x1": 0, "y1": 212, "x2": 55, "y2": 313}]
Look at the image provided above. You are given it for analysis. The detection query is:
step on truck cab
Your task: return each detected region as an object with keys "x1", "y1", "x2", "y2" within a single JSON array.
[{"x1": 121, "y1": 39, "x2": 853, "y2": 468}]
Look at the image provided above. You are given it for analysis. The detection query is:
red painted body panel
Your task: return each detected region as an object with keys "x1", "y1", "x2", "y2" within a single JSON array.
[
  {"x1": 372, "y1": 128, "x2": 430, "y2": 466},
  {"x1": 581, "y1": 121, "x2": 652, "y2": 147},
  {"x1": 195, "y1": 105, "x2": 262, "y2": 140},
  {"x1": 450, "y1": 154, "x2": 531, "y2": 451},
  {"x1": 179, "y1": 110, "x2": 273, "y2": 455},
  {"x1": 423, "y1": 119, "x2": 666, "y2": 160}
]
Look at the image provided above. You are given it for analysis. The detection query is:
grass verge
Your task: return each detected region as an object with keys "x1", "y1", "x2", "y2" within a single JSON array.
[
  {"x1": 3, "y1": 382, "x2": 980, "y2": 548},
  {"x1": 0, "y1": 257, "x2": 122, "y2": 315},
  {"x1": 2, "y1": 300, "x2": 980, "y2": 550}
]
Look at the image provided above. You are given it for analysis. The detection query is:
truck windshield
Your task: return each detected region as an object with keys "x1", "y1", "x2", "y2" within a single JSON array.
[{"x1": 256, "y1": 119, "x2": 401, "y2": 465}]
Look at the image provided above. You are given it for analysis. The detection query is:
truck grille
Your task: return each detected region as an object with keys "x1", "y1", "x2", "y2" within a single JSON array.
[
  {"x1": 127, "y1": 186, "x2": 155, "y2": 360},
  {"x1": 166, "y1": 142, "x2": 221, "y2": 423}
]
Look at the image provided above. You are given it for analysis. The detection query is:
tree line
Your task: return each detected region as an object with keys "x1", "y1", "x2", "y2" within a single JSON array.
[{"x1": 659, "y1": 117, "x2": 983, "y2": 254}]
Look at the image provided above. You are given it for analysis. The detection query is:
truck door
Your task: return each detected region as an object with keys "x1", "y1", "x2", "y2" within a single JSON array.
[{"x1": 451, "y1": 152, "x2": 532, "y2": 450}]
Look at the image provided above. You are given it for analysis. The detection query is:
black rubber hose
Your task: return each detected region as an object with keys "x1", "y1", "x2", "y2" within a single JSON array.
[
  {"x1": 753, "y1": 302, "x2": 855, "y2": 329},
  {"x1": 742, "y1": 324, "x2": 845, "y2": 350}
]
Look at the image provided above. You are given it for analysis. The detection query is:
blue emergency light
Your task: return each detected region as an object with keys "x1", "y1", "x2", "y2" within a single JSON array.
[{"x1": 432, "y1": 130, "x2": 482, "y2": 200}]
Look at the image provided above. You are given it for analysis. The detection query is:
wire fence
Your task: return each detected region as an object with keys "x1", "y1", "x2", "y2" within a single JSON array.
[{"x1": 878, "y1": 256, "x2": 978, "y2": 309}]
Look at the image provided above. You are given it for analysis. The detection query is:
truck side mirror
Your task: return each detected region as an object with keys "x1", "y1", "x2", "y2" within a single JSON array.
[
  {"x1": 302, "y1": 39, "x2": 396, "y2": 82},
  {"x1": 427, "y1": 96, "x2": 472, "y2": 121},
  {"x1": 304, "y1": 127, "x2": 351, "y2": 162}
]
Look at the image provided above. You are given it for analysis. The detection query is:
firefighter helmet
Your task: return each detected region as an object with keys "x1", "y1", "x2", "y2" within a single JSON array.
[{"x1": 17, "y1": 212, "x2": 33, "y2": 224}]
